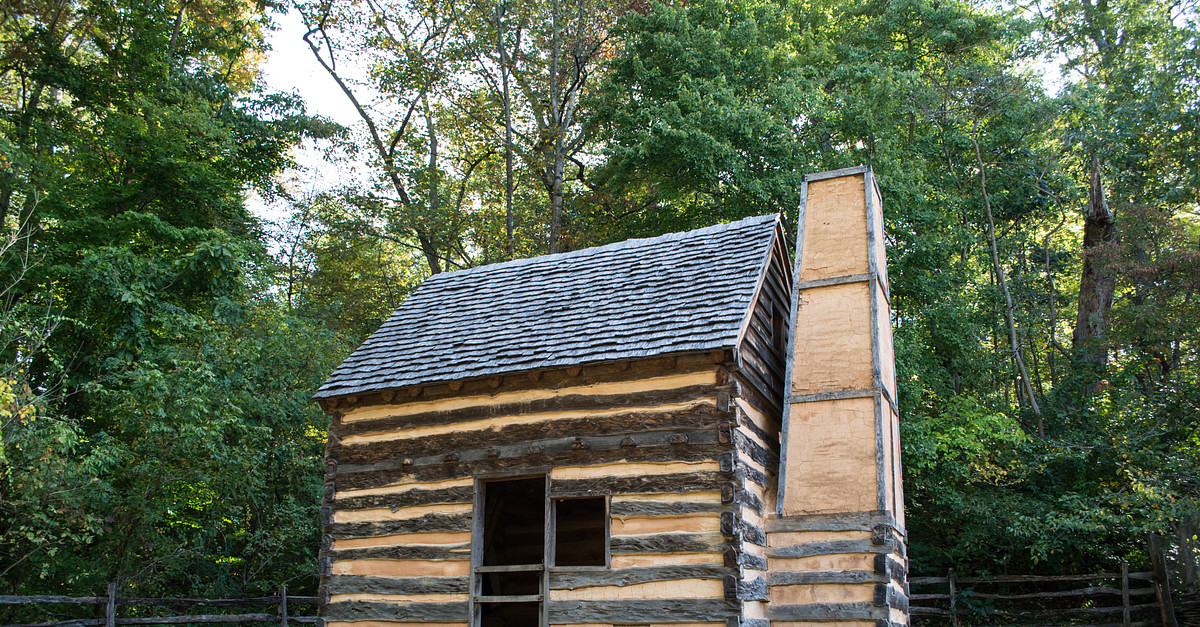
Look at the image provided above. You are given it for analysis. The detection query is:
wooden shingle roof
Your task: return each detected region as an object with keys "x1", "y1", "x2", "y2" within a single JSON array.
[{"x1": 314, "y1": 214, "x2": 783, "y2": 399}]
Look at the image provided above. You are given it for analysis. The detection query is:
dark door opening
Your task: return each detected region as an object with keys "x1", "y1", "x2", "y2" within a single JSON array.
[{"x1": 477, "y1": 477, "x2": 545, "y2": 627}]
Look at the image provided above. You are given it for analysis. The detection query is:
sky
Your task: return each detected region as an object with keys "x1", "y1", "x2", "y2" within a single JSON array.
[{"x1": 247, "y1": 6, "x2": 365, "y2": 226}]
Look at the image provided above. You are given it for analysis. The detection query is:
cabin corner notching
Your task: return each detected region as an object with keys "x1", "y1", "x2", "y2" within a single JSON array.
[{"x1": 314, "y1": 168, "x2": 908, "y2": 627}]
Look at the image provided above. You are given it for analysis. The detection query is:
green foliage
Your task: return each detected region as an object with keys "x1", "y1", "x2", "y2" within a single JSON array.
[
  {"x1": 0, "y1": 0, "x2": 352, "y2": 600},
  {"x1": 600, "y1": 0, "x2": 1200, "y2": 576},
  {"x1": 597, "y1": 0, "x2": 814, "y2": 232},
  {"x1": 0, "y1": 0, "x2": 1196, "y2": 602}
]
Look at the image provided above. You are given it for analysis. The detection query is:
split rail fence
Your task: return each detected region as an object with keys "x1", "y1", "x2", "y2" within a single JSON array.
[
  {"x1": 909, "y1": 566, "x2": 1171, "y2": 627},
  {"x1": 0, "y1": 585, "x2": 318, "y2": 627}
]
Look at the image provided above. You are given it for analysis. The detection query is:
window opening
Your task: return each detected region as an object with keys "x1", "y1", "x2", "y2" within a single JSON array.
[
  {"x1": 472, "y1": 479, "x2": 610, "y2": 626},
  {"x1": 554, "y1": 497, "x2": 607, "y2": 566}
]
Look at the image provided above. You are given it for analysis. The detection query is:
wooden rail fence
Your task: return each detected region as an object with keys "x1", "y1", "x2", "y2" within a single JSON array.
[
  {"x1": 910, "y1": 566, "x2": 1167, "y2": 627},
  {"x1": 0, "y1": 584, "x2": 318, "y2": 627}
]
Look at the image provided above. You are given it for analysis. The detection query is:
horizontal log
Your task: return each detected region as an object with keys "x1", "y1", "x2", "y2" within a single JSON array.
[
  {"x1": 335, "y1": 486, "x2": 474, "y2": 512},
  {"x1": 551, "y1": 471, "x2": 724, "y2": 497},
  {"x1": 0, "y1": 596, "x2": 106, "y2": 606},
  {"x1": 339, "y1": 425, "x2": 724, "y2": 472},
  {"x1": 909, "y1": 606, "x2": 952, "y2": 616},
  {"x1": 328, "y1": 512, "x2": 472, "y2": 539},
  {"x1": 961, "y1": 585, "x2": 1152, "y2": 600},
  {"x1": 546, "y1": 598, "x2": 734, "y2": 623},
  {"x1": 334, "y1": 401, "x2": 730, "y2": 464},
  {"x1": 769, "y1": 570, "x2": 888, "y2": 585},
  {"x1": 739, "y1": 464, "x2": 768, "y2": 490},
  {"x1": 330, "y1": 544, "x2": 470, "y2": 561},
  {"x1": 335, "y1": 383, "x2": 721, "y2": 437},
  {"x1": 609, "y1": 500, "x2": 730, "y2": 517},
  {"x1": 740, "y1": 577, "x2": 768, "y2": 602},
  {"x1": 113, "y1": 615, "x2": 281, "y2": 625},
  {"x1": 728, "y1": 374, "x2": 781, "y2": 420},
  {"x1": 474, "y1": 564, "x2": 542, "y2": 573},
  {"x1": 767, "y1": 601, "x2": 884, "y2": 621},
  {"x1": 330, "y1": 355, "x2": 721, "y2": 412},
  {"x1": 610, "y1": 532, "x2": 728, "y2": 554},
  {"x1": 952, "y1": 602, "x2": 1161, "y2": 619},
  {"x1": 0, "y1": 614, "x2": 105, "y2": 619},
  {"x1": 0, "y1": 615, "x2": 321, "y2": 627},
  {"x1": 768, "y1": 510, "x2": 900, "y2": 533},
  {"x1": 338, "y1": 444, "x2": 727, "y2": 490},
  {"x1": 738, "y1": 488, "x2": 765, "y2": 516},
  {"x1": 734, "y1": 409, "x2": 780, "y2": 452},
  {"x1": 767, "y1": 538, "x2": 901, "y2": 559},
  {"x1": 324, "y1": 575, "x2": 468, "y2": 596},
  {"x1": 741, "y1": 520, "x2": 767, "y2": 546},
  {"x1": 874, "y1": 582, "x2": 908, "y2": 611},
  {"x1": 324, "y1": 600, "x2": 467, "y2": 622},
  {"x1": 0, "y1": 596, "x2": 319, "y2": 608},
  {"x1": 732, "y1": 363, "x2": 779, "y2": 416},
  {"x1": 549, "y1": 565, "x2": 732, "y2": 590},
  {"x1": 1003, "y1": 622, "x2": 1157, "y2": 627},
  {"x1": 874, "y1": 553, "x2": 908, "y2": 581},
  {"x1": 734, "y1": 427, "x2": 776, "y2": 470},
  {"x1": 909, "y1": 572, "x2": 1130, "y2": 584},
  {"x1": 741, "y1": 552, "x2": 768, "y2": 570}
]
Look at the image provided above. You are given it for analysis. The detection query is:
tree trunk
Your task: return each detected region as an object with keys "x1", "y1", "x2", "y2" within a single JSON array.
[
  {"x1": 498, "y1": 3, "x2": 515, "y2": 260},
  {"x1": 972, "y1": 136, "x2": 1043, "y2": 434},
  {"x1": 547, "y1": 0, "x2": 563, "y2": 253},
  {"x1": 1072, "y1": 155, "x2": 1117, "y2": 371}
]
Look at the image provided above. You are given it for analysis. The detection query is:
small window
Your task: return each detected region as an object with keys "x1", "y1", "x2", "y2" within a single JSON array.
[{"x1": 554, "y1": 497, "x2": 607, "y2": 566}]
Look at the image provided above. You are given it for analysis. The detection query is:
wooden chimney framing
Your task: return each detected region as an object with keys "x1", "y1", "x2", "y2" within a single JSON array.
[{"x1": 770, "y1": 166, "x2": 909, "y2": 627}]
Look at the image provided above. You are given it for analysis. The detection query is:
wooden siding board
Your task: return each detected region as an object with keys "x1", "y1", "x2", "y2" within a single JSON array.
[
  {"x1": 545, "y1": 599, "x2": 734, "y2": 623},
  {"x1": 335, "y1": 383, "x2": 720, "y2": 437},
  {"x1": 325, "y1": 600, "x2": 468, "y2": 622},
  {"x1": 329, "y1": 513, "x2": 473, "y2": 539},
  {"x1": 332, "y1": 403, "x2": 729, "y2": 464},
  {"x1": 335, "y1": 489, "x2": 475, "y2": 513},
  {"x1": 336, "y1": 445, "x2": 731, "y2": 490},
  {"x1": 610, "y1": 532, "x2": 729, "y2": 554},
  {"x1": 325, "y1": 576, "x2": 469, "y2": 596},
  {"x1": 548, "y1": 565, "x2": 734, "y2": 590}
]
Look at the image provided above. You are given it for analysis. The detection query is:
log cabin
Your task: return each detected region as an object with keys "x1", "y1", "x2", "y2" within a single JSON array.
[{"x1": 313, "y1": 166, "x2": 907, "y2": 627}]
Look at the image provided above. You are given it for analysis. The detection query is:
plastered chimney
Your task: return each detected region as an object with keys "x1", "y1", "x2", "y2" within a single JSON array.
[{"x1": 766, "y1": 166, "x2": 908, "y2": 627}]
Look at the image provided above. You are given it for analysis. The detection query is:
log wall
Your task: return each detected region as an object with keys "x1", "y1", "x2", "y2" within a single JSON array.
[{"x1": 319, "y1": 352, "x2": 777, "y2": 627}]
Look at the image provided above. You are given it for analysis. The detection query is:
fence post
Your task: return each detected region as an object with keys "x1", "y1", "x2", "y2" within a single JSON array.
[
  {"x1": 1121, "y1": 561, "x2": 1131, "y2": 627},
  {"x1": 105, "y1": 582, "x2": 116, "y2": 627},
  {"x1": 1180, "y1": 519, "x2": 1198, "y2": 594},
  {"x1": 948, "y1": 570, "x2": 958, "y2": 627},
  {"x1": 1149, "y1": 532, "x2": 1179, "y2": 627},
  {"x1": 278, "y1": 584, "x2": 288, "y2": 627}
]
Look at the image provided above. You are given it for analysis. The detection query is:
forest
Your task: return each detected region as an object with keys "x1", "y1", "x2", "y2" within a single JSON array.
[{"x1": 0, "y1": 0, "x2": 1197, "y2": 600}]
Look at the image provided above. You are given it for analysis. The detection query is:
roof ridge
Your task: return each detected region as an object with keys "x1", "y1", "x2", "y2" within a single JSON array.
[{"x1": 430, "y1": 213, "x2": 781, "y2": 281}]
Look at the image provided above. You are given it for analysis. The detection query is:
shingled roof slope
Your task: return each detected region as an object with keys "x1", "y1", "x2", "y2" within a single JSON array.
[{"x1": 314, "y1": 214, "x2": 783, "y2": 399}]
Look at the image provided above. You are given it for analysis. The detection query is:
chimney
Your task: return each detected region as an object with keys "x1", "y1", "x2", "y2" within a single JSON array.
[{"x1": 767, "y1": 166, "x2": 908, "y2": 626}]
